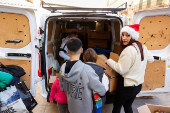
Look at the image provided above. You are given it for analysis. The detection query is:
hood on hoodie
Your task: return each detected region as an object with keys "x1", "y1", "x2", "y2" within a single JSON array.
[{"x1": 60, "y1": 60, "x2": 84, "y2": 83}]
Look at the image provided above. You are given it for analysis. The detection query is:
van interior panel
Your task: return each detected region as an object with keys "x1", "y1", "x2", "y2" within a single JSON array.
[
  {"x1": 0, "y1": 59, "x2": 31, "y2": 89},
  {"x1": 47, "y1": 21, "x2": 53, "y2": 41},
  {"x1": 55, "y1": 24, "x2": 61, "y2": 40},
  {"x1": 113, "y1": 44, "x2": 120, "y2": 54},
  {"x1": 138, "y1": 16, "x2": 170, "y2": 50},
  {"x1": 95, "y1": 22, "x2": 105, "y2": 31},
  {"x1": 114, "y1": 22, "x2": 121, "y2": 42},
  {"x1": 108, "y1": 24, "x2": 111, "y2": 31},
  {"x1": 55, "y1": 41, "x2": 62, "y2": 60},
  {"x1": 0, "y1": 13, "x2": 31, "y2": 48},
  {"x1": 142, "y1": 60, "x2": 165, "y2": 90},
  {"x1": 47, "y1": 21, "x2": 62, "y2": 59},
  {"x1": 47, "y1": 44, "x2": 54, "y2": 54}
]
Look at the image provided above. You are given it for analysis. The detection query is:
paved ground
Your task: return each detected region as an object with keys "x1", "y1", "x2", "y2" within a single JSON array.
[{"x1": 33, "y1": 82, "x2": 170, "y2": 113}]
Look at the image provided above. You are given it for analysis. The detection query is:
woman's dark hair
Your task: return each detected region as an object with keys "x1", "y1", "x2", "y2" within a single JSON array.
[
  {"x1": 119, "y1": 38, "x2": 144, "y2": 61},
  {"x1": 83, "y1": 48, "x2": 97, "y2": 63}
]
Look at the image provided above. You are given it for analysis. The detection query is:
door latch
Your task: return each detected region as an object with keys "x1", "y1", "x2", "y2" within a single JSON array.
[
  {"x1": 7, "y1": 53, "x2": 31, "y2": 58},
  {"x1": 153, "y1": 56, "x2": 161, "y2": 60},
  {"x1": 5, "y1": 40, "x2": 23, "y2": 44}
]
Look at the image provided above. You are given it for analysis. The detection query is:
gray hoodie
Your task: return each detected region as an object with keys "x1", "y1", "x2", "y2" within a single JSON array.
[{"x1": 59, "y1": 60, "x2": 106, "y2": 113}]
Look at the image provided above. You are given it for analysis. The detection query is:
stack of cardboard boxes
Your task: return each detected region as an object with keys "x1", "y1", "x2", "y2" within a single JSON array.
[{"x1": 88, "y1": 31, "x2": 110, "y2": 49}]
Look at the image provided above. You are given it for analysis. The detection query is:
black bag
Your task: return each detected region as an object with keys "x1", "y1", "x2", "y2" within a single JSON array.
[
  {"x1": 0, "y1": 62, "x2": 26, "y2": 77},
  {"x1": 10, "y1": 76, "x2": 20, "y2": 85},
  {"x1": 15, "y1": 81, "x2": 37, "y2": 111},
  {"x1": 0, "y1": 62, "x2": 25, "y2": 85}
]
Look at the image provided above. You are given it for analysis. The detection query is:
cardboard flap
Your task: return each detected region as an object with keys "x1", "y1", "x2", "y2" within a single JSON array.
[
  {"x1": 97, "y1": 55, "x2": 115, "y2": 78},
  {"x1": 138, "y1": 104, "x2": 170, "y2": 113},
  {"x1": 110, "y1": 52, "x2": 119, "y2": 62},
  {"x1": 98, "y1": 55, "x2": 108, "y2": 60},
  {"x1": 96, "y1": 53, "x2": 119, "y2": 92},
  {"x1": 96, "y1": 54, "x2": 118, "y2": 78},
  {"x1": 138, "y1": 105, "x2": 151, "y2": 113},
  {"x1": 49, "y1": 76, "x2": 57, "y2": 83},
  {"x1": 147, "y1": 104, "x2": 170, "y2": 113}
]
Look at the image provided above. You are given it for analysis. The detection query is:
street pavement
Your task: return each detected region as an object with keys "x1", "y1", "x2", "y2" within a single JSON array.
[
  {"x1": 33, "y1": 82, "x2": 170, "y2": 113},
  {"x1": 102, "y1": 93, "x2": 170, "y2": 113}
]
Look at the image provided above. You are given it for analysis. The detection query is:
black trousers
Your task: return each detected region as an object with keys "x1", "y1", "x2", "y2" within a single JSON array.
[{"x1": 112, "y1": 76, "x2": 142, "y2": 113}]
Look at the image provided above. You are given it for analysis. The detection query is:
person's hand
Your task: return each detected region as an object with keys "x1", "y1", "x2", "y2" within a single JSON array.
[
  {"x1": 105, "y1": 60, "x2": 108, "y2": 64},
  {"x1": 50, "y1": 101, "x2": 54, "y2": 104}
]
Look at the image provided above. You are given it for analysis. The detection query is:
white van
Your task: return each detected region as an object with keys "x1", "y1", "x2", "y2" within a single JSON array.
[
  {"x1": 0, "y1": 4, "x2": 39, "y2": 97},
  {"x1": 132, "y1": 8, "x2": 170, "y2": 96},
  {"x1": 0, "y1": 2, "x2": 170, "y2": 98}
]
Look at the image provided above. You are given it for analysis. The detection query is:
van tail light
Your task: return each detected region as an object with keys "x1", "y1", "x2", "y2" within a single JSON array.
[{"x1": 38, "y1": 53, "x2": 42, "y2": 77}]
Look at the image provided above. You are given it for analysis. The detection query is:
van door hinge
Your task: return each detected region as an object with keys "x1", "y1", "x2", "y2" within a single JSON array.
[
  {"x1": 36, "y1": 35, "x2": 42, "y2": 40},
  {"x1": 35, "y1": 45, "x2": 42, "y2": 51}
]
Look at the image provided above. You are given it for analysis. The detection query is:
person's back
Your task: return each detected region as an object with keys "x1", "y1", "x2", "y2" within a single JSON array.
[
  {"x1": 49, "y1": 78, "x2": 67, "y2": 104},
  {"x1": 83, "y1": 48, "x2": 109, "y2": 108},
  {"x1": 59, "y1": 38, "x2": 106, "y2": 113}
]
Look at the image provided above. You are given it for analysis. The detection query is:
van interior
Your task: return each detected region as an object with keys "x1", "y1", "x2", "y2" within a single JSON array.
[
  {"x1": 43, "y1": 17, "x2": 122, "y2": 95},
  {"x1": 46, "y1": 17, "x2": 121, "y2": 65}
]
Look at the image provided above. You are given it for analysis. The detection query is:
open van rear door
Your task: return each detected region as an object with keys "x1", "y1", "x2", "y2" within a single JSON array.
[
  {"x1": 40, "y1": 1, "x2": 128, "y2": 96},
  {"x1": 133, "y1": 8, "x2": 170, "y2": 96},
  {"x1": 0, "y1": 4, "x2": 39, "y2": 96}
]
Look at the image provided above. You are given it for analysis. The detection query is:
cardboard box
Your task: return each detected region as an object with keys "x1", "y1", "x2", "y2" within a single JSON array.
[
  {"x1": 49, "y1": 73, "x2": 59, "y2": 84},
  {"x1": 96, "y1": 52, "x2": 119, "y2": 92},
  {"x1": 88, "y1": 39, "x2": 108, "y2": 48},
  {"x1": 96, "y1": 52, "x2": 119, "y2": 77},
  {"x1": 110, "y1": 52, "x2": 119, "y2": 62},
  {"x1": 47, "y1": 73, "x2": 59, "y2": 87},
  {"x1": 49, "y1": 76, "x2": 57, "y2": 84},
  {"x1": 108, "y1": 75, "x2": 118, "y2": 92},
  {"x1": 138, "y1": 104, "x2": 170, "y2": 113},
  {"x1": 90, "y1": 31, "x2": 110, "y2": 39}
]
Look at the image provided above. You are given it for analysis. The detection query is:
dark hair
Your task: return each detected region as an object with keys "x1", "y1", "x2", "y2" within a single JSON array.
[
  {"x1": 67, "y1": 38, "x2": 82, "y2": 53},
  {"x1": 83, "y1": 48, "x2": 97, "y2": 63},
  {"x1": 119, "y1": 38, "x2": 144, "y2": 61},
  {"x1": 69, "y1": 31, "x2": 77, "y2": 37}
]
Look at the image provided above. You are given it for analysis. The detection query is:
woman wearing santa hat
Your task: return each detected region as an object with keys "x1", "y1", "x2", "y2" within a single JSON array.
[{"x1": 106, "y1": 24, "x2": 154, "y2": 113}]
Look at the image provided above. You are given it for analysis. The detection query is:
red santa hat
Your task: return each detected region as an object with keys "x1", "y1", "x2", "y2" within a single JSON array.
[{"x1": 120, "y1": 24, "x2": 140, "y2": 41}]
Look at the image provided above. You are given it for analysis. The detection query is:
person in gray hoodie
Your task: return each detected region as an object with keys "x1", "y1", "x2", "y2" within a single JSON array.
[{"x1": 59, "y1": 38, "x2": 106, "y2": 113}]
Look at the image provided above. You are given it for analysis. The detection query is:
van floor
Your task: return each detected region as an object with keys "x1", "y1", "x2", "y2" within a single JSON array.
[
  {"x1": 32, "y1": 82, "x2": 59, "y2": 113},
  {"x1": 33, "y1": 82, "x2": 170, "y2": 113}
]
